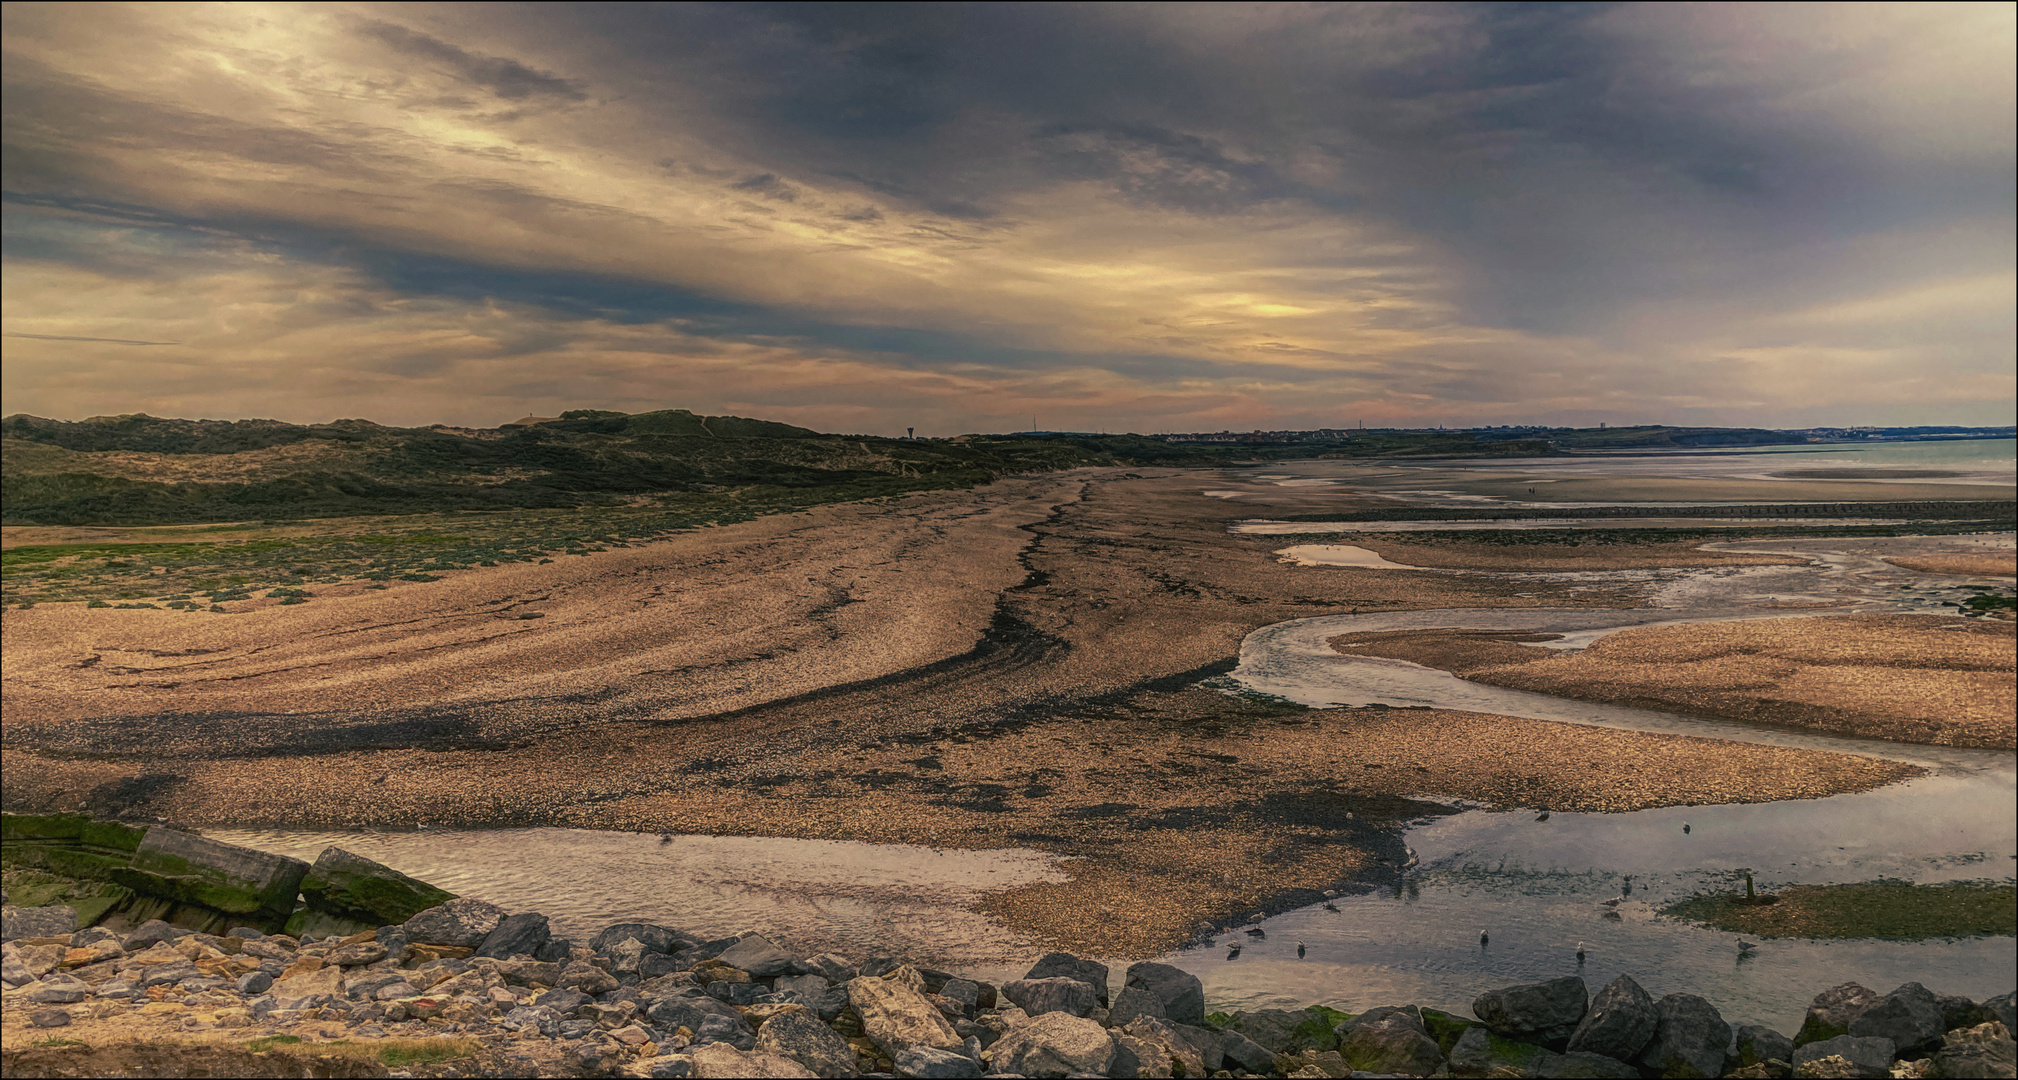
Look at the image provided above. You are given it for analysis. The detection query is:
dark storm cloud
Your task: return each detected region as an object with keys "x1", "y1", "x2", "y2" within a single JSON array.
[{"x1": 352, "y1": 17, "x2": 587, "y2": 102}]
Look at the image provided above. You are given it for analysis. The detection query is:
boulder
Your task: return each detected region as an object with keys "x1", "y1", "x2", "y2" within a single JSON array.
[
  {"x1": 1338, "y1": 1015, "x2": 1444, "y2": 1076},
  {"x1": 28, "y1": 1008, "x2": 71, "y2": 1029},
  {"x1": 27, "y1": 973, "x2": 89, "y2": 1004},
  {"x1": 1532, "y1": 1049, "x2": 1640, "y2": 1077},
  {"x1": 325, "y1": 941, "x2": 387, "y2": 967},
  {"x1": 1792, "y1": 1035, "x2": 1897, "y2": 1079},
  {"x1": 1110, "y1": 1032, "x2": 1163, "y2": 1079},
  {"x1": 938, "y1": 979, "x2": 980, "y2": 1016},
  {"x1": 504, "y1": 1004, "x2": 562, "y2": 1038},
  {"x1": 1798, "y1": 983, "x2": 1880, "y2": 1047},
  {"x1": 494, "y1": 959, "x2": 561, "y2": 987},
  {"x1": 986, "y1": 1010, "x2": 1117, "y2": 1078},
  {"x1": 115, "y1": 828, "x2": 309, "y2": 919},
  {"x1": 1851, "y1": 982, "x2": 1946, "y2": 1057},
  {"x1": 1, "y1": 948, "x2": 33, "y2": 987},
  {"x1": 295, "y1": 847, "x2": 455, "y2": 928},
  {"x1": 1928, "y1": 1019, "x2": 2016, "y2": 1078},
  {"x1": 1474, "y1": 976, "x2": 1589, "y2": 1047},
  {"x1": 236, "y1": 971, "x2": 273, "y2": 995},
  {"x1": 696, "y1": 1013, "x2": 757, "y2": 1050},
  {"x1": 607, "y1": 937, "x2": 653, "y2": 976},
  {"x1": 892, "y1": 1045, "x2": 982, "y2": 1078},
  {"x1": 1938, "y1": 995, "x2": 1996, "y2": 1033},
  {"x1": 1124, "y1": 961, "x2": 1206, "y2": 1027},
  {"x1": 682, "y1": 1042, "x2": 819, "y2": 1078},
  {"x1": 756, "y1": 1007, "x2": 860, "y2": 1077},
  {"x1": 270, "y1": 964, "x2": 346, "y2": 1009},
  {"x1": 2, "y1": 905, "x2": 76, "y2": 942},
  {"x1": 1449, "y1": 1026, "x2": 1549, "y2": 1078},
  {"x1": 557, "y1": 960, "x2": 619, "y2": 995},
  {"x1": 1023, "y1": 951, "x2": 1110, "y2": 1005},
  {"x1": 120, "y1": 919, "x2": 181, "y2": 952},
  {"x1": 1637, "y1": 993, "x2": 1730, "y2": 1080},
  {"x1": 1568, "y1": 974, "x2": 1658, "y2": 1062},
  {"x1": 848, "y1": 974, "x2": 964, "y2": 1057},
  {"x1": 1735, "y1": 1024, "x2": 1796, "y2": 1069},
  {"x1": 1423, "y1": 1008, "x2": 1480, "y2": 1056},
  {"x1": 1109, "y1": 985, "x2": 1167, "y2": 1028},
  {"x1": 1986, "y1": 994, "x2": 2017, "y2": 1037},
  {"x1": 1119, "y1": 1017, "x2": 1207, "y2": 1079},
  {"x1": 476, "y1": 912, "x2": 550, "y2": 960},
  {"x1": 401, "y1": 898, "x2": 505, "y2": 949},
  {"x1": 591, "y1": 923, "x2": 688, "y2": 956},
  {"x1": 1001, "y1": 976, "x2": 1101, "y2": 1018},
  {"x1": 1234, "y1": 1007, "x2": 1329, "y2": 1053},
  {"x1": 714, "y1": 933, "x2": 802, "y2": 979},
  {"x1": 648, "y1": 990, "x2": 747, "y2": 1034}
]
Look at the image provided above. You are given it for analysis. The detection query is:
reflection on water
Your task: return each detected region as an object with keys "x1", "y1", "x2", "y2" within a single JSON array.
[
  {"x1": 1213, "y1": 530, "x2": 2015, "y2": 1028},
  {"x1": 207, "y1": 826, "x2": 1062, "y2": 978}
]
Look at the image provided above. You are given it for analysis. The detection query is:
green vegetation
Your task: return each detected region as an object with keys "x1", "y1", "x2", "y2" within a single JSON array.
[
  {"x1": 242, "y1": 1035, "x2": 477, "y2": 1068},
  {"x1": 242, "y1": 1036, "x2": 306, "y2": 1052},
  {"x1": 1662, "y1": 879, "x2": 2018, "y2": 940}
]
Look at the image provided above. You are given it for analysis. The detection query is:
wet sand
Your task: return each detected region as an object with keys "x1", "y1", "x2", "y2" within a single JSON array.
[
  {"x1": 1331, "y1": 615, "x2": 2016, "y2": 749},
  {"x1": 0, "y1": 471, "x2": 1942, "y2": 955},
  {"x1": 1887, "y1": 553, "x2": 2018, "y2": 577}
]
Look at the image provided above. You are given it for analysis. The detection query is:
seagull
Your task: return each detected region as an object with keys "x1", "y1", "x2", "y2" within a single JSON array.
[
  {"x1": 1226, "y1": 944, "x2": 1242, "y2": 960},
  {"x1": 1598, "y1": 896, "x2": 1624, "y2": 908},
  {"x1": 1683, "y1": 822, "x2": 1692, "y2": 834},
  {"x1": 1535, "y1": 811, "x2": 1550, "y2": 822},
  {"x1": 659, "y1": 833, "x2": 674, "y2": 844},
  {"x1": 1246, "y1": 927, "x2": 1267, "y2": 939},
  {"x1": 1297, "y1": 941, "x2": 1307, "y2": 959},
  {"x1": 1621, "y1": 876, "x2": 1633, "y2": 897},
  {"x1": 1575, "y1": 942, "x2": 1587, "y2": 964},
  {"x1": 1323, "y1": 900, "x2": 1339, "y2": 912},
  {"x1": 1322, "y1": 889, "x2": 1339, "y2": 899},
  {"x1": 1479, "y1": 930, "x2": 1489, "y2": 947},
  {"x1": 1737, "y1": 940, "x2": 1758, "y2": 955}
]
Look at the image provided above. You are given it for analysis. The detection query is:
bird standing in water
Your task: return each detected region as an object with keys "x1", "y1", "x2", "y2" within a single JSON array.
[
  {"x1": 1737, "y1": 940, "x2": 1758, "y2": 956},
  {"x1": 1622, "y1": 876, "x2": 1633, "y2": 897},
  {"x1": 1479, "y1": 930, "x2": 1490, "y2": 947},
  {"x1": 1247, "y1": 927, "x2": 1267, "y2": 939},
  {"x1": 1535, "y1": 811, "x2": 1550, "y2": 822},
  {"x1": 1227, "y1": 944, "x2": 1242, "y2": 960},
  {"x1": 1297, "y1": 941, "x2": 1307, "y2": 959},
  {"x1": 1576, "y1": 942, "x2": 1587, "y2": 964},
  {"x1": 1683, "y1": 821, "x2": 1692, "y2": 834}
]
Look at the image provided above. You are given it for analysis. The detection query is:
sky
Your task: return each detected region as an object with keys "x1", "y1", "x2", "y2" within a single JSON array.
[{"x1": 2, "y1": 2, "x2": 2013, "y2": 436}]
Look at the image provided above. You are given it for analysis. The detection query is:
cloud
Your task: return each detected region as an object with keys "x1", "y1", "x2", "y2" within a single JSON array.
[{"x1": 0, "y1": 1, "x2": 2010, "y2": 430}]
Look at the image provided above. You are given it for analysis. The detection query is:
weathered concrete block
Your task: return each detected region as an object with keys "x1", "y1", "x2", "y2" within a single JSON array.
[
  {"x1": 112, "y1": 829, "x2": 309, "y2": 919},
  {"x1": 296, "y1": 847, "x2": 455, "y2": 928}
]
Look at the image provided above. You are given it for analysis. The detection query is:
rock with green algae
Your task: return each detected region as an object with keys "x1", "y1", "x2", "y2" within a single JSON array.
[
  {"x1": 110, "y1": 829, "x2": 308, "y2": 920},
  {"x1": 293, "y1": 846, "x2": 455, "y2": 930}
]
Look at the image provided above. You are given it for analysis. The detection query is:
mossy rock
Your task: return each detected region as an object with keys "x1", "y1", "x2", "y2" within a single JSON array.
[
  {"x1": 1421, "y1": 1008, "x2": 1480, "y2": 1057},
  {"x1": 296, "y1": 847, "x2": 455, "y2": 927}
]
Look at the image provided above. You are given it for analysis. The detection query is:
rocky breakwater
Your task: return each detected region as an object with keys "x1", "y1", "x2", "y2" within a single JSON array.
[{"x1": 8, "y1": 892, "x2": 2017, "y2": 1080}]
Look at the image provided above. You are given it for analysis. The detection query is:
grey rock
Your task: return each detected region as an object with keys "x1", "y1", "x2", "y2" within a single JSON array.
[
  {"x1": 120, "y1": 918, "x2": 180, "y2": 952},
  {"x1": 29, "y1": 1007, "x2": 71, "y2": 1028},
  {"x1": 938, "y1": 979, "x2": 980, "y2": 1016},
  {"x1": 1736, "y1": 1024, "x2": 1796, "y2": 1069},
  {"x1": 1167, "y1": 1022, "x2": 1229, "y2": 1073},
  {"x1": 536, "y1": 986, "x2": 592, "y2": 1014},
  {"x1": 375, "y1": 925, "x2": 410, "y2": 963},
  {"x1": 239, "y1": 938, "x2": 295, "y2": 961},
  {"x1": 1109, "y1": 985, "x2": 1167, "y2": 1028},
  {"x1": 590, "y1": 923, "x2": 688, "y2": 956},
  {"x1": 893, "y1": 1045, "x2": 982, "y2": 1078},
  {"x1": 495, "y1": 958, "x2": 561, "y2": 987},
  {"x1": 1449, "y1": 1026, "x2": 1551, "y2": 1078},
  {"x1": 757, "y1": 1006, "x2": 860, "y2": 1077},
  {"x1": 684, "y1": 1042, "x2": 821, "y2": 1078},
  {"x1": 608, "y1": 937, "x2": 653, "y2": 977},
  {"x1": 1568, "y1": 974, "x2": 1658, "y2": 1062},
  {"x1": 27, "y1": 974, "x2": 89, "y2": 1004},
  {"x1": 344, "y1": 970, "x2": 409, "y2": 1000},
  {"x1": 69, "y1": 927, "x2": 120, "y2": 948},
  {"x1": 1531, "y1": 1049, "x2": 1640, "y2": 1077},
  {"x1": 986, "y1": 1010, "x2": 1117, "y2": 1078},
  {"x1": 372, "y1": 980, "x2": 420, "y2": 1001},
  {"x1": 139, "y1": 961, "x2": 199, "y2": 987},
  {"x1": 1119, "y1": 1017, "x2": 1207, "y2": 1079},
  {"x1": 1985, "y1": 994, "x2": 2017, "y2": 1038},
  {"x1": 1023, "y1": 951, "x2": 1110, "y2": 1006},
  {"x1": 1001, "y1": 976, "x2": 1100, "y2": 1018},
  {"x1": 1338, "y1": 1005, "x2": 1425, "y2": 1038},
  {"x1": 1798, "y1": 983, "x2": 1881, "y2": 1047},
  {"x1": 1, "y1": 950, "x2": 34, "y2": 987},
  {"x1": 848, "y1": 974, "x2": 964, "y2": 1056},
  {"x1": 119, "y1": 828, "x2": 309, "y2": 919},
  {"x1": 1636, "y1": 993, "x2": 1729, "y2": 1080},
  {"x1": 1338, "y1": 1015, "x2": 1443, "y2": 1077},
  {"x1": 1851, "y1": 982, "x2": 1946, "y2": 1056},
  {"x1": 400, "y1": 897, "x2": 505, "y2": 948},
  {"x1": 1235, "y1": 1007, "x2": 1327, "y2": 1052},
  {"x1": 646, "y1": 991, "x2": 747, "y2": 1034},
  {"x1": 1219, "y1": 1030, "x2": 1279, "y2": 1074},
  {"x1": 1793, "y1": 1035, "x2": 1897, "y2": 1078},
  {"x1": 1938, "y1": 995, "x2": 1996, "y2": 1034},
  {"x1": 476, "y1": 912, "x2": 550, "y2": 960},
  {"x1": 96, "y1": 981, "x2": 138, "y2": 1000},
  {"x1": 696, "y1": 1013, "x2": 757, "y2": 1050},
  {"x1": 1474, "y1": 976, "x2": 1590, "y2": 1047},
  {"x1": 325, "y1": 941, "x2": 387, "y2": 966},
  {"x1": 1123, "y1": 962, "x2": 1206, "y2": 1027},
  {"x1": 504, "y1": 1004, "x2": 562, "y2": 1037},
  {"x1": 3, "y1": 905, "x2": 77, "y2": 943},
  {"x1": 226, "y1": 926, "x2": 265, "y2": 940},
  {"x1": 1928, "y1": 1019, "x2": 2016, "y2": 1079},
  {"x1": 558, "y1": 959, "x2": 619, "y2": 995},
  {"x1": 806, "y1": 952, "x2": 859, "y2": 985},
  {"x1": 178, "y1": 977, "x2": 228, "y2": 993},
  {"x1": 638, "y1": 951, "x2": 685, "y2": 979},
  {"x1": 715, "y1": 933, "x2": 802, "y2": 979}
]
